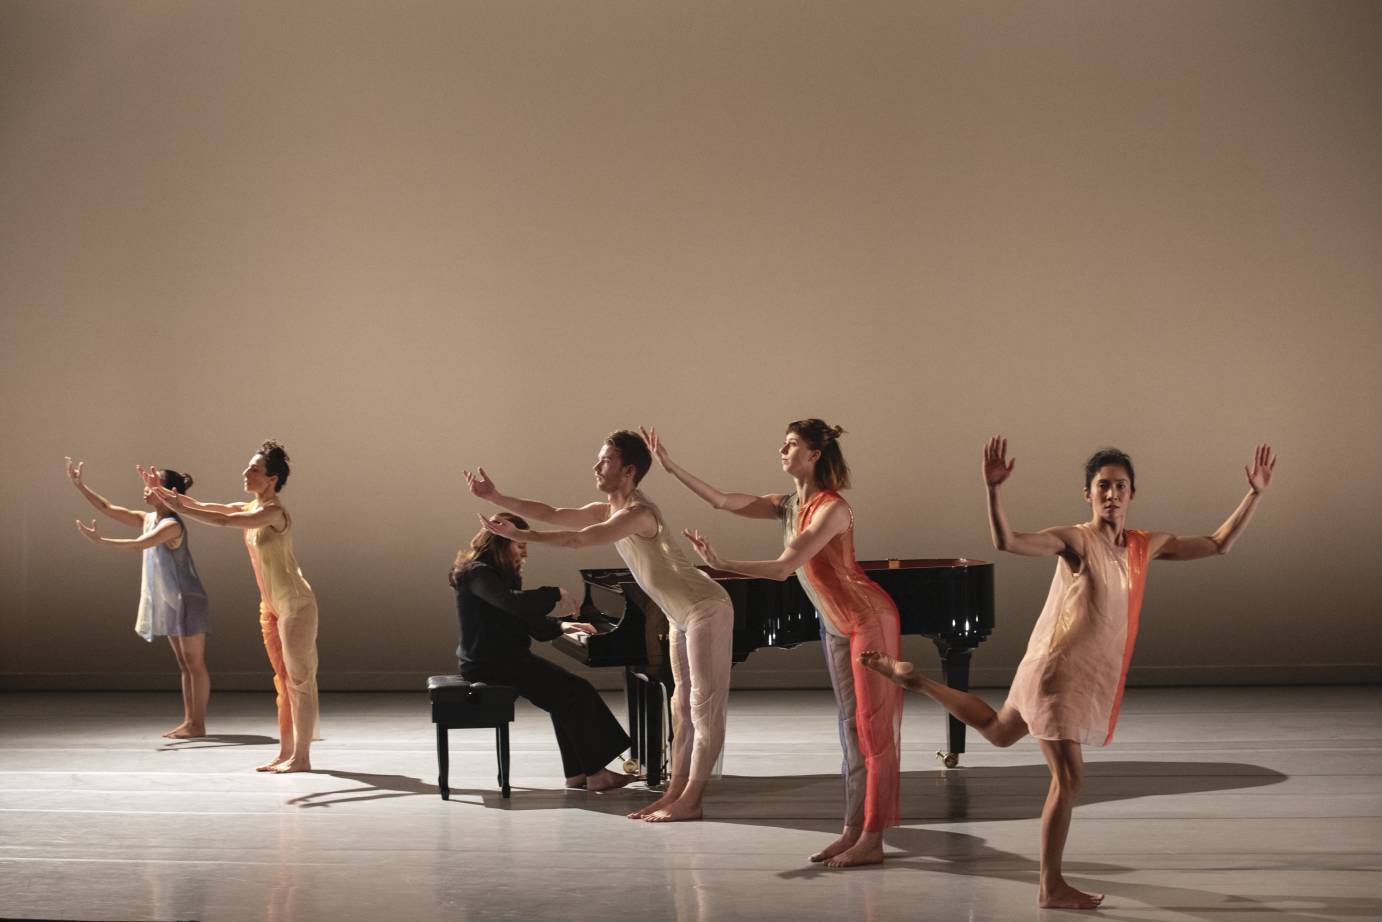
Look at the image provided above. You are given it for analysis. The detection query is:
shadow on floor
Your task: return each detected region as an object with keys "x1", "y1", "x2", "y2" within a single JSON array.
[{"x1": 158, "y1": 733, "x2": 279, "y2": 750}]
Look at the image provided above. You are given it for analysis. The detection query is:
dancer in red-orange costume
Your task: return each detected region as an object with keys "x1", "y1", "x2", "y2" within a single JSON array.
[
  {"x1": 862, "y1": 437, "x2": 1276, "y2": 908},
  {"x1": 660, "y1": 420, "x2": 901, "y2": 868}
]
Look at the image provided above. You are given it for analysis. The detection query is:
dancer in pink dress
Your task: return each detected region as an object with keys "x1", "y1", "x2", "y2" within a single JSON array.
[{"x1": 862, "y1": 437, "x2": 1276, "y2": 908}]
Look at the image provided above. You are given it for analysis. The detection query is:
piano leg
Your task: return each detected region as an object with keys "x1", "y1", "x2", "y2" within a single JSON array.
[
  {"x1": 645, "y1": 677, "x2": 665, "y2": 788},
  {"x1": 937, "y1": 645, "x2": 973, "y2": 769},
  {"x1": 624, "y1": 668, "x2": 643, "y2": 776}
]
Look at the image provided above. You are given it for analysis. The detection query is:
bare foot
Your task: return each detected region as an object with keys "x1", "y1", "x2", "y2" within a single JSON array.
[
  {"x1": 256, "y1": 755, "x2": 291, "y2": 772},
  {"x1": 165, "y1": 724, "x2": 205, "y2": 739},
  {"x1": 272, "y1": 759, "x2": 312, "y2": 773},
  {"x1": 824, "y1": 840, "x2": 885, "y2": 868},
  {"x1": 565, "y1": 774, "x2": 588, "y2": 789},
  {"x1": 628, "y1": 791, "x2": 679, "y2": 820},
  {"x1": 643, "y1": 800, "x2": 702, "y2": 823},
  {"x1": 586, "y1": 769, "x2": 637, "y2": 793},
  {"x1": 1039, "y1": 881, "x2": 1104, "y2": 909},
  {"x1": 809, "y1": 831, "x2": 860, "y2": 863},
  {"x1": 857, "y1": 650, "x2": 915, "y2": 684}
]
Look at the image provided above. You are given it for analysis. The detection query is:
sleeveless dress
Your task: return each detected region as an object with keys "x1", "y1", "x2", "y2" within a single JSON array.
[
  {"x1": 780, "y1": 490, "x2": 902, "y2": 831},
  {"x1": 1005, "y1": 523, "x2": 1150, "y2": 746},
  {"x1": 134, "y1": 511, "x2": 210, "y2": 641}
]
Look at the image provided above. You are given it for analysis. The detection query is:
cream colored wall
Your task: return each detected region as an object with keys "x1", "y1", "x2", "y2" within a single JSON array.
[{"x1": 3, "y1": 1, "x2": 1379, "y2": 692}]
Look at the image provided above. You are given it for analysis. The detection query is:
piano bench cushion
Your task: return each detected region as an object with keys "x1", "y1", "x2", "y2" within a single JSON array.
[{"x1": 427, "y1": 675, "x2": 517, "y2": 727}]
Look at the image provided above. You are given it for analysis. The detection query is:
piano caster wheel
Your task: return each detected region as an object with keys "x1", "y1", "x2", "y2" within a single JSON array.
[
  {"x1": 623, "y1": 759, "x2": 640, "y2": 775},
  {"x1": 937, "y1": 750, "x2": 959, "y2": 769}
]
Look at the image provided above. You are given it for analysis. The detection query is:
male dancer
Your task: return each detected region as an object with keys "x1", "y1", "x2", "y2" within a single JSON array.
[{"x1": 468, "y1": 430, "x2": 734, "y2": 822}]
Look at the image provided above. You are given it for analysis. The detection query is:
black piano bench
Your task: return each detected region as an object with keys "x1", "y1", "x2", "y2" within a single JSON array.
[{"x1": 427, "y1": 675, "x2": 517, "y2": 800}]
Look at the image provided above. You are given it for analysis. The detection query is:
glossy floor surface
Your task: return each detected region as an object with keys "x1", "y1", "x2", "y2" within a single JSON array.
[{"x1": 2, "y1": 687, "x2": 1380, "y2": 922}]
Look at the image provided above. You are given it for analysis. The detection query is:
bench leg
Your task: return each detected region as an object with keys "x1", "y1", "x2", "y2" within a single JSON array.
[
  {"x1": 435, "y1": 723, "x2": 450, "y2": 800},
  {"x1": 496, "y1": 723, "x2": 511, "y2": 798}
]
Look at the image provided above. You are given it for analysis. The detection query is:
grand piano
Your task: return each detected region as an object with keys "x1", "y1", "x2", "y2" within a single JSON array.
[{"x1": 551, "y1": 558, "x2": 994, "y2": 785}]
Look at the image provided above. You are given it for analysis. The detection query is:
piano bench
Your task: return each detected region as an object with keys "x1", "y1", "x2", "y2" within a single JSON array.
[{"x1": 427, "y1": 675, "x2": 517, "y2": 800}]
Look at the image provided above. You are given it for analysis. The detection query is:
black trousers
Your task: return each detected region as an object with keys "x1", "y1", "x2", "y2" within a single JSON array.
[{"x1": 464, "y1": 653, "x2": 630, "y2": 777}]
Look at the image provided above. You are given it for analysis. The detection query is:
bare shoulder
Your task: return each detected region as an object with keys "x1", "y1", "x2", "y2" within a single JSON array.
[{"x1": 1140, "y1": 530, "x2": 1176, "y2": 557}]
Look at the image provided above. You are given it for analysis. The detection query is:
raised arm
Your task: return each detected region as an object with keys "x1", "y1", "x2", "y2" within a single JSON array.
[
  {"x1": 152, "y1": 486, "x2": 283, "y2": 531},
  {"x1": 136, "y1": 466, "x2": 243, "y2": 514},
  {"x1": 478, "y1": 504, "x2": 656, "y2": 550},
  {"x1": 1151, "y1": 443, "x2": 1276, "y2": 561},
  {"x1": 75, "y1": 515, "x2": 182, "y2": 551},
  {"x1": 682, "y1": 498, "x2": 851, "y2": 581},
  {"x1": 640, "y1": 427, "x2": 782, "y2": 519},
  {"x1": 66, "y1": 458, "x2": 144, "y2": 528},
  {"x1": 982, "y1": 437, "x2": 1078, "y2": 557},
  {"x1": 465, "y1": 466, "x2": 607, "y2": 529}
]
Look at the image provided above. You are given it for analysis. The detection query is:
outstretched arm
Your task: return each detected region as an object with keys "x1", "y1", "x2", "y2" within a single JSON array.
[
  {"x1": 683, "y1": 499, "x2": 851, "y2": 581},
  {"x1": 464, "y1": 467, "x2": 607, "y2": 529},
  {"x1": 75, "y1": 516, "x2": 182, "y2": 551},
  {"x1": 478, "y1": 505, "x2": 655, "y2": 549},
  {"x1": 1152, "y1": 443, "x2": 1277, "y2": 561},
  {"x1": 982, "y1": 437, "x2": 1080, "y2": 557},
  {"x1": 136, "y1": 466, "x2": 242, "y2": 514},
  {"x1": 151, "y1": 486, "x2": 284, "y2": 531},
  {"x1": 66, "y1": 459, "x2": 144, "y2": 528},
  {"x1": 640, "y1": 427, "x2": 783, "y2": 519}
]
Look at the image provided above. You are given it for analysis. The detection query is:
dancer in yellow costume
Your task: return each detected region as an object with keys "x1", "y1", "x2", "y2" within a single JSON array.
[{"x1": 154, "y1": 440, "x2": 319, "y2": 773}]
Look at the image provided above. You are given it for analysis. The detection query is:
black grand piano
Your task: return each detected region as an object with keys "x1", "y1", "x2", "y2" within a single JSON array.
[{"x1": 551, "y1": 558, "x2": 994, "y2": 785}]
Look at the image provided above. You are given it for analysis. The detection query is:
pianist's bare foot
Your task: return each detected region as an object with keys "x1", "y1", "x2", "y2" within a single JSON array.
[
  {"x1": 824, "y1": 831, "x2": 885, "y2": 869},
  {"x1": 586, "y1": 768, "x2": 637, "y2": 793},
  {"x1": 809, "y1": 828, "x2": 859, "y2": 863},
  {"x1": 1039, "y1": 879, "x2": 1104, "y2": 910},
  {"x1": 565, "y1": 774, "x2": 588, "y2": 789},
  {"x1": 857, "y1": 650, "x2": 916, "y2": 686},
  {"x1": 272, "y1": 758, "x2": 312, "y2": 773}
]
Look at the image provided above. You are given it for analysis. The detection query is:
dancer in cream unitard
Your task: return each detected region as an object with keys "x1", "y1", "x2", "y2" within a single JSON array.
[{"x1": 470, "y1": 430, "x2": 733, "y2": 822}]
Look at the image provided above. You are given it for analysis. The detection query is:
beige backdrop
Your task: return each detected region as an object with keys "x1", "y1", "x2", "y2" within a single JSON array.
[{"x1": 2, "y1": 1, "x2": 1380, "y2": 693}]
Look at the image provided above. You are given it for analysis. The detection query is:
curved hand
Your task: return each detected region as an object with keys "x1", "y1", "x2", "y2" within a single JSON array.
[
  {"x1": 477, "y1": 512, "x2": 522, "y2": 540},
  {"x1": 150, "y1": 485, "x2": 185, "y2": 510},
  {"x1": 639, "y1": 426, "x2": 671, "y2": 471},
  {"x1": 75, "y1": 518, "x2": 101, "y2": 544},
  {"x1": 982, "y1": 435, "x2": 1016, "y2": 488},
  {"x1": 681, "y1": 528, "x2": 724, "y2": 569},
  {"x1": 65, "y1": 457, "x2": 86, "y2": 489},
  {"x1": 1245, "y1": 443, "x2": 1276, "y2": 494},
  {"x1": 136, "y1": 464, "x2": 161, "y2": 490},
  {"x1": 465, "y1": 467, "x2": 499, "y2": 503}
]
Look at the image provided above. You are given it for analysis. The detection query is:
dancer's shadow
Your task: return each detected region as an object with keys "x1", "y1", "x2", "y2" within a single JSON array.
[
  {"x1": 159, "y1": 734, "x2": 278, "y2": 750},
  {"x1": 287, "y1": 770, "x2": 440, "y2": 807}
]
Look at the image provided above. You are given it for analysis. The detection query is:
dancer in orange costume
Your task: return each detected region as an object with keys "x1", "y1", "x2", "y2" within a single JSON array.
[
  {"x1": 862, "y1": 437, "x2": 1276, "y2": 908},
  {"x1": 660, "y1": 420, "x2": 902, "y2": 868},
  {"x1": 153, "y1": 440, "x2": 318, "y2": 773}
]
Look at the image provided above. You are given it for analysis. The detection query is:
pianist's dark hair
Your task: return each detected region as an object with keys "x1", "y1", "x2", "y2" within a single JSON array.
[
  {"x1": 605, "y1": 430, "x2": 652, "y2": 485},
  {"x1": 787, "y1": 419, "x2": 851, "y2": 491},
  {"x1": 1084, "y1": 448, "x2": 1135, "y2": 495},
  {"x1": 450, "y1": 512, "x2": 529, "y2": 588}
]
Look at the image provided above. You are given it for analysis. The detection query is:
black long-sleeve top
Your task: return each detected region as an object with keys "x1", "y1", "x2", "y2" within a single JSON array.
[{"x1": 454, "y1": 562, "x2": 563, "y2": 674}]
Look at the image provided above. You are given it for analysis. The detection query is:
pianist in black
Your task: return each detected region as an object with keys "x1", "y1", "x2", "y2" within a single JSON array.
[{"x1": 450, "y1": 512, "x2": 636, "y2": 792}]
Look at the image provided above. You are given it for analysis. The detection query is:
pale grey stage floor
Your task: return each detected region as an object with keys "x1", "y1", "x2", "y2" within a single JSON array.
[{"x1": 2, "y1": 687, "x2": 1380, "y2": 922}]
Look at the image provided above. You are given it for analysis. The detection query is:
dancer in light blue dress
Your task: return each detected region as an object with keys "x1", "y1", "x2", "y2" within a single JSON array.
[{"x1": 69, "y1": 459, "x2": 211, "y2": 738}]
